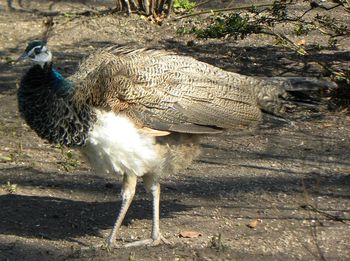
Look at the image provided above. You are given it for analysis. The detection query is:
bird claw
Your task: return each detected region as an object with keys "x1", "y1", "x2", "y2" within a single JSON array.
[
  {"x1": 105, "y1": 234, "x2": 170, "y2": 249},
  {"x1": 105, "y1": 237, "x2": 120, "y2": 249},
  {"x1": 124, "y1": 234, "x2": 170, "y2": 248}
]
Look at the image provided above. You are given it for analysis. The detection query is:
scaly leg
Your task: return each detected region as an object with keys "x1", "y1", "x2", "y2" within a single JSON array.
[
  {"x1": 124, "y1": 176, "x2": 169, "y2": 247},
  {"x1": 107, "y1": 174, "x2": 137, "y2": 247}
]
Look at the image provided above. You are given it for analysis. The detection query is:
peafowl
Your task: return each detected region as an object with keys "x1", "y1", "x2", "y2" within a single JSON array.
[{"x1": 17, "y1": 40, "x2": 334, "y2": 248}]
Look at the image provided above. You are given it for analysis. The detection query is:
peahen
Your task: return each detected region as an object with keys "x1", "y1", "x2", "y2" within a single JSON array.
[{"x1": 17, "y1": 40, "x2": 334, "y2": 248}]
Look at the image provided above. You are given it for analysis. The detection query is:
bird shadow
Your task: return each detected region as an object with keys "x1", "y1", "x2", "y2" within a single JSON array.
[
  {"x1": 0, "y1": 153, "x2": 349, "y2": 241},
  {"x1": 1, "y1": 172, "x2": 348, "y2": 241},
  {"x1": 0, "y1": 193, "x2": 191, "y2": 241}
]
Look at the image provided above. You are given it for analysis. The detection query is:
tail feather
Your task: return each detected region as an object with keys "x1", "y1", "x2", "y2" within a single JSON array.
[
  {"x1": 266, "y1": 77, "x2": 337, "y2": 91},
  {"x1": 256, "y1": 77, "x2": 337, "y2": 116}
]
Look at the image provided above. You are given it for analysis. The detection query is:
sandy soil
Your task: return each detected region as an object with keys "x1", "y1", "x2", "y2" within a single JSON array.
[{"x1": 0, "y1": 0, "x2": 349, "y2": 260}]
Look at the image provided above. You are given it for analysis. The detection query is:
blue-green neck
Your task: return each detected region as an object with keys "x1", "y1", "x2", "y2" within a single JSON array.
[
  {"x1": 18, "y1": 62, "x2": 96, "y2": 147},
  {"x1": 50, "y1": 66, "x2": 73, "y2": 95}
]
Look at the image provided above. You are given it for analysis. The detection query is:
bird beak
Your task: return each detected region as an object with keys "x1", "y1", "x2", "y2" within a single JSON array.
[{"x1": 16, "y1": 53, "x2": 28, "y2": 62}]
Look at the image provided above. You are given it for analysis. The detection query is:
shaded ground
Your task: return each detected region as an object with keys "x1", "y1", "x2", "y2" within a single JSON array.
[{"x1": 0, "y1": 0, "x2": 349, "y2": 260}]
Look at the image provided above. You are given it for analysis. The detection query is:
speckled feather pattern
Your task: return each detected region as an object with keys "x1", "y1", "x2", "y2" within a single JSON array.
[
  {"x1": 70, "y1": 47, "x2": 287, "y2": 134},
  {"x1": 18, "y1": 64, "x2": 96, "y2": 146},
  {"x1": 18, "y1": 47, "x2": 299, "y2": 177}
]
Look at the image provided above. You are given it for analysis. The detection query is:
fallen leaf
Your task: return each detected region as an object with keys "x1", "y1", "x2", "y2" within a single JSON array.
[
  {"x1": 296, "y1": 39, "x2": 306, "y2": 46},
  {"x1": 322, "y1": 123, "x2": 334, "y2": 128},
  {"x1": 179, "y1": 230, "x2": 202, "y2": 238},
  {"x1": 247, "y1": 219, "x2": 258, "y2": 229}
]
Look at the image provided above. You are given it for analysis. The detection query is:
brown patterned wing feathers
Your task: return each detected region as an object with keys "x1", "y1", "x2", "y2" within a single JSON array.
[{"x1": 72, "y1": 47, "x2": 262, "y2": 134}]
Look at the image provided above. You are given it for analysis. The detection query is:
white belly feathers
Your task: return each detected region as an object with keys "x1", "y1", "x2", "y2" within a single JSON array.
[{"x1": 82, "y1": 110, "x2": 160, "y2": 177}]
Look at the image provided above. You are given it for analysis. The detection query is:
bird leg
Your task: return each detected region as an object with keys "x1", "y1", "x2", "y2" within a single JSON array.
[
  {"x1": 107, "y1": 174, "x2": 137, "y2": 247},
  {"x1": 124, "y1": 175, "x2": 169, "y2": 248}
]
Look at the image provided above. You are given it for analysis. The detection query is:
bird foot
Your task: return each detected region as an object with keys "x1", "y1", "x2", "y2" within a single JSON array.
[
  {"x1": 105, "y1": 234, "x2": 170, "y2": 249},
  {"x1": 124, "y1": 235, "x2": 170, "y2": 248}
]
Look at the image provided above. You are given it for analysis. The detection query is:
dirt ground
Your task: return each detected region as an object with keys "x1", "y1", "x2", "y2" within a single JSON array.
[{"x1": 0, "y1": 0, "x2": 349, "y2": 260}]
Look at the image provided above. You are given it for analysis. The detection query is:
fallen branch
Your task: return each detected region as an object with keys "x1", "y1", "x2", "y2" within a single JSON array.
[{"x1": 300, "y1": 204, "x2": 349, "y2": 223}]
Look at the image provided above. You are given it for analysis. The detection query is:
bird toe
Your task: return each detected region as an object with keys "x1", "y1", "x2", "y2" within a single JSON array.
[{"x1": 124, "y1": 234, "x2": 170, "y2": 248}]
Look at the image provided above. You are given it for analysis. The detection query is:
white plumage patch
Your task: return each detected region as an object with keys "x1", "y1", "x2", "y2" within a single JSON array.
[{"x1": 82, "y1": 110, "x2": 160, "y2": 177}]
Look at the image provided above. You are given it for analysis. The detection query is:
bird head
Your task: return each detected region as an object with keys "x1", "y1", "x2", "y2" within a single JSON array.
[{"x1": 18, "y1": 40, "x2": 52, "y2": 67}]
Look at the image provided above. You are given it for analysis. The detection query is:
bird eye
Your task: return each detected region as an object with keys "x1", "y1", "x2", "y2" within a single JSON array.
[{"x1": 34, "y1": 48, "x2": 41, "y2": 55}]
